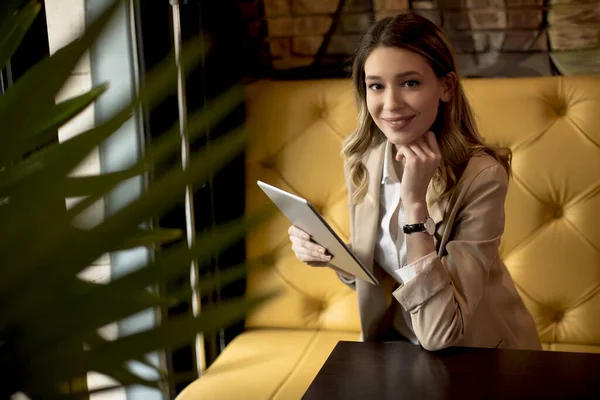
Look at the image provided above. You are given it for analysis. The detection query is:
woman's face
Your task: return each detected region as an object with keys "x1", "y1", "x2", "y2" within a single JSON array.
[{"x1": 364, "y1": 46, "x2": 452, "y2": 147}]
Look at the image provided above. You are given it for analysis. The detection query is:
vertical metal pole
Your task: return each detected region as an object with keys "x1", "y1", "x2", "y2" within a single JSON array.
[{"x1": 169, "y1": 0, "x2": 206, "y2": 377}]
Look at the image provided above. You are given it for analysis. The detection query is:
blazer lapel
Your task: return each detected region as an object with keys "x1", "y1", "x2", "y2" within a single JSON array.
[{"x1": 353, "y1": 140, "x2": 385, "y2": 273}]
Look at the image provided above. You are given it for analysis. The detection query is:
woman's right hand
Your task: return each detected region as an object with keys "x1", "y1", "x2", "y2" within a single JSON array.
[
  {"x1": 288, "y1": 225, "x2": 332, "y2": 265},
  {"x1": 288, "y1": 226, "x2": 356, "y2": 281}
]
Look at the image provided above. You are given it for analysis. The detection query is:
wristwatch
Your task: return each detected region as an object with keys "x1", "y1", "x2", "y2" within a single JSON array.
[{"x1": 403, "y1": 216, "x2": 435, "y2": 236}]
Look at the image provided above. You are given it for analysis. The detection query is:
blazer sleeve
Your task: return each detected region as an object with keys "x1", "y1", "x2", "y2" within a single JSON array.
[{"x1": 392, "y1": 164, "x2": 508, "y2": 351}]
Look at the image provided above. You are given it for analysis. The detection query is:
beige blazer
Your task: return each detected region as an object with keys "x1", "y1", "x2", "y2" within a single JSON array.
[{"x1": 346, "y1": 140, "x2": 541, "y2": 351}]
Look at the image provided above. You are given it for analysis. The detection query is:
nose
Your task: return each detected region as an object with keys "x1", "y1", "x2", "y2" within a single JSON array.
[{"x1": 383, "y1": 87, "x2": 405, "y2": 111}]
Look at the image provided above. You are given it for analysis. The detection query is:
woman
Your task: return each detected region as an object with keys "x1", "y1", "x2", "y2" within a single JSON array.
[{"x1": 288, "y1": 13, "x2": 541, "y2": 351}]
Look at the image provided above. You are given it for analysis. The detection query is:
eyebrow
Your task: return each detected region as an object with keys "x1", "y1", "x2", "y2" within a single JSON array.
[{"x1": 365, "y1": 71, "x2": 422, "y2": 80}]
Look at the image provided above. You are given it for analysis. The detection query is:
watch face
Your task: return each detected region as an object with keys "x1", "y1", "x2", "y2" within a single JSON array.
[{"x1": 424, "y1": 217, "x2": 436, "y2": 235}]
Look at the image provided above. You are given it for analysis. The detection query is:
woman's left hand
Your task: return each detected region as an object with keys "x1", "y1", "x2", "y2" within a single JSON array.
[{"x1": 396, "y1": 131, "x2": 441, "y2": 207}]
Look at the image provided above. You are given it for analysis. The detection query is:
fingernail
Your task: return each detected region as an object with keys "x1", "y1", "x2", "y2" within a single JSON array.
[
  {"x1": 319, "y1": 247, "x2": 325, "y2": 254},
  {"x1": 303, "y1": 234, "x2": 310, "y2": 240}
]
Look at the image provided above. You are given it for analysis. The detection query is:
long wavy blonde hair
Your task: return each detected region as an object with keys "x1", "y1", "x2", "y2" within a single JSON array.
[{"x1": 342, "y1": 13, "x2": 511, "y2": 205}]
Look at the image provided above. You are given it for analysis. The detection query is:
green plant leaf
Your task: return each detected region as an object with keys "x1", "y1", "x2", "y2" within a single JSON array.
[
  {"x1": 96, "y1": 205, "x2": 272, "y2": 299},
  {"x1": 112, "y1": 227, "x2": 183, "y2": 250},
  {"x1": 8, "y1": 185, "x2": 263, "y2": 350},
  {"x1": 69, "y1": 207, "x2": 274, "y2": 328},
  {"x1": 0, "y1": 85, "x2": 113, "y2": 197},
  {"x1": 0, "y1": 114, "x2": 130, "y2": 279},
  {"x1": 0, "y1": 112, "x2": 127, "y2": 199},
  {"x1": 0, "y1": 129, "x2": 249, "y2": 336},
  {"x1": 0, "y1": 1, "x2": 40, "y2": 70},
  {"x1": 54, "y1": 129, "x2": 247, "y2": 283},
  {"x1": 0, "y1": 0, "x2": 122, "y2": 164},
  {"x1": 90, "y1": 294, "x2": 275, "y2": 372},
  {"x1": 13, "y1": 280, "x2": 176, "y2": 357},
  {"x1": 63, "y1": 382, "x2": 154, "y2": 400},
  {"x1": 0, "y1": 34, "x2": 206, "y2": 276},
  {"x1": 146, "y1": 84, "x2": 245, "y2": 164},
  {"x1": 9, "y1": 238, "x2": 273, "y2": 369},
  {"x1": 94, "y1": 365, "x2": 159, "y2": 389},
  {"x1": 33, "y1": 294, "x2": 277, "y2": 384},
  {"x1": 60, "y1": 168, "x2": 145, "y2": 198},
  {"x1": 0, "y1": 34, "x2": 206, "y2": 213},
  {"x1": 0, "y1": 0, "x2": 259, "y2": 394},
  {"x1": 16, "y1": 83, "x2": 110, "y2": 157},
  {"x1": 65, "y1": 83, "x2": 244, "y2": 222}
]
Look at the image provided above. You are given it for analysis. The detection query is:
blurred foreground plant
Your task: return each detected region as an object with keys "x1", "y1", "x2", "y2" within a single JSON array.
[{"x1": 0, "y1": 1, "x2": 273, "y2": 397}]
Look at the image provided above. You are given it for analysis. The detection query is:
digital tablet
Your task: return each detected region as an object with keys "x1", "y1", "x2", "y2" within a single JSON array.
[{"x1": 257, "y1": 180, "x2": 378, "y2": 285}]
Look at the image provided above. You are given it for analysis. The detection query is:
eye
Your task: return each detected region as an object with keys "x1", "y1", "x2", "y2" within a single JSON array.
[
  {"x1": 368, "y1": 83, "x2": 384, "y2": 91},
  {"x1": 403, "y1": 80, "x2": 420, "y2": 88}
]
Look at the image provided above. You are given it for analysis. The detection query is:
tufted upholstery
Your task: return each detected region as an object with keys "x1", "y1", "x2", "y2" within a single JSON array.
[{"x1": 176, "y1": 76, "x2": 600, "y2": 400}]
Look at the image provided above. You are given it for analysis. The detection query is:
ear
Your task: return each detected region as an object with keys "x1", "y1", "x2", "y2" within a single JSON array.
[{"x1": 440, "y1": 72, "x2": 457, "y2": 103}]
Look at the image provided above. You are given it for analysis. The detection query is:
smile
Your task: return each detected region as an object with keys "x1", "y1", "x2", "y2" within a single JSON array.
[{"x1": 382, "y1": 115, "x2": 415, "y2": 128}]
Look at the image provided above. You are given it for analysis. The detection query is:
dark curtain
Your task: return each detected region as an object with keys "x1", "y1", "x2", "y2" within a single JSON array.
[{"x1": 135, "y1": 0, "x2": 247, "y2": 396}]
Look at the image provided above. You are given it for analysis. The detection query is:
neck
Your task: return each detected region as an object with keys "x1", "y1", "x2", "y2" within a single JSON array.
[{"x1": 391, "y1": 143, "x2": 404, "y2": 181}]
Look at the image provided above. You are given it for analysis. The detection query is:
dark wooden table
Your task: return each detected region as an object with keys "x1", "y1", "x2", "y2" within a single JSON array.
[{"x1": 303, "y1": 341, "x2": 600, "y2": 399}]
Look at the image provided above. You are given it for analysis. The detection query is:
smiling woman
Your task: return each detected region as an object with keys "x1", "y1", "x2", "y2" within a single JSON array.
[
  {"x1": 364, "y1": 47, "x2": 453, "y2": 149},
  {"x1": 288, "y1": 12, "x2": 541, "y2": 352},
  {"x1": 344, "y1": 13, "x2": 511, "y2": 205}
]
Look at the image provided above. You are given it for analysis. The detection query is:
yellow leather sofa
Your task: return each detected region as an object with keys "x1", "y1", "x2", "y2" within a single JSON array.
[{"x1": 177, "y1": 76, "x2": 600, "y2": 400}]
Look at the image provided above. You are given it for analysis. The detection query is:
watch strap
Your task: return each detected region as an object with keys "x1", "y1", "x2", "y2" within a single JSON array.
[{"x1": 403, "y1": 222, "x2": 425, "y2": 234}]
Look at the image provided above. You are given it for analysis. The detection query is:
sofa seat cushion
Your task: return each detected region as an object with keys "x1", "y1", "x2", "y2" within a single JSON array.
[
  {"x1": 542, "y1": 343, "x2": 600, "y2": 354},
  {"x1": 176, "y1": 329, "x2": 360, "y2": 400}
]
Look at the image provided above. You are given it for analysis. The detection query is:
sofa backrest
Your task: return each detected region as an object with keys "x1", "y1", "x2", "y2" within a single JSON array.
[{"x1": 243, "y1": 77, "x2": 600, "y2": 352}]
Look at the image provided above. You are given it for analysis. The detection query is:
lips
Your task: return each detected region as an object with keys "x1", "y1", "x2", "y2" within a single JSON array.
[{"x1": 382, "y1": 115, "x2": 415, "y2": 128}]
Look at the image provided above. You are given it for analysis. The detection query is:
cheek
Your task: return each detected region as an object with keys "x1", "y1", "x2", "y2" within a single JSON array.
[
  {"x1": 412, "y1": 90, "x2": 441, "y2": 121},
  {"x1": 366, "y1": 93, "x2": 379, "y2": 117}
]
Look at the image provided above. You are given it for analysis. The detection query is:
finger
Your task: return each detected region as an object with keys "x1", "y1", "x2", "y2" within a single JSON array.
[
  {"x1": 414, "y1": 137, "x2": 436, "y2": 158},
  {"x1": 409, "y1": 141, "x2": 428, "y2": 160},
  {"x1": 290, "y1": 237, "x2": 331, "y2": 259},
  {"x1": 288, "y1": 225, "x2": 310, "y2": 240},
  {"x1": 394, "y1": 145, "x2": 405, "y2": 162},
  {"x1": 396, "y1": 145, "x2": 413, "y2": 162},
  {"x1": 293, "y1": 244, "x2": 332, "y2": 263},
  {"x1": 425, "y1": 131, "x2": 441, "y2": 157},
  {"x1": 398, "y1": 145, "x2": 418, "y2": 164},
  {"x1": 299, "y1": 236, "x2": 328, "y2": 255}
]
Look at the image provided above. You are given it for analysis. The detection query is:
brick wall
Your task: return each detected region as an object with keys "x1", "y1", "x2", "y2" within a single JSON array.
[{"x1": 237, "y1": 0, "x2": 600, "y2": 77}]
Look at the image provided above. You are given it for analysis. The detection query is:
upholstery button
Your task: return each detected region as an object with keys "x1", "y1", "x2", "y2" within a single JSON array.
[
  {"x1": 260, "y1": 158, "x2": 274, "y2": 169},
  {"x1": 554, "y1": 105, "x2": 566, "y2": 116},
  {"x1": 313, "y1": 301, "x2": 327, "y2": 315},
  {"x1": 554, "y1": 207, "x2": 563, "y2": 219},
  {"x1": 554, "y1": 310, "x2": 564, "y2": 322},
  {"x1": 320, "y1": 110, "x2": 328, "y2": 119}
]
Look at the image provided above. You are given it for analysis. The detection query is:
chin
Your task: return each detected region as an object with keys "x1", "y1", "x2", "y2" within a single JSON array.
[{"x1": 384, "y1": 129, "x2": 425, "y2": 146}]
